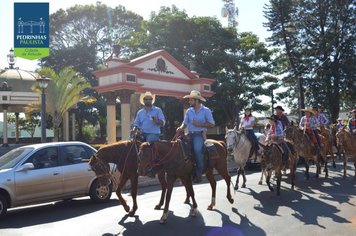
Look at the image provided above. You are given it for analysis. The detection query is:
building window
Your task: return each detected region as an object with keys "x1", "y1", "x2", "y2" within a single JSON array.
[
  {"x1": 126, "y1": 74, "x2": 136, "y2": 82},
  {"x1": 203, "y1": 85, "x2": 210, "y2": 91}
]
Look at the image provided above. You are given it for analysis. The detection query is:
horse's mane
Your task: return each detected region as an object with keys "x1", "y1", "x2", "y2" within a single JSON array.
[{"x1": 98, "y1": 140, "x2": 131, "y2": 150}]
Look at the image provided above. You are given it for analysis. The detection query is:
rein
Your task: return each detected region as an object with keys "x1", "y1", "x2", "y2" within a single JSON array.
[{"x1": 150, "y1": 141, "x2": 181, "y2": 168}]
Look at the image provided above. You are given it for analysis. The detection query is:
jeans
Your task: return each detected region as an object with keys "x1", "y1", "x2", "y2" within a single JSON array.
[
  {"x1": 142, "y1": 133, "x2": 160, "y2": 142},
  {"x1": 189, "y1": 132, "x2": 204, "y2": 176},
  {"x1": 245, "y1": 129, "x2": 259, "y2": 150}
]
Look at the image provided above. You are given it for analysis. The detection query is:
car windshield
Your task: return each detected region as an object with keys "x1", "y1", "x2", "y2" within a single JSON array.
[{"x1": 0, "y1": 147, "x2": 34, "y2": 170}]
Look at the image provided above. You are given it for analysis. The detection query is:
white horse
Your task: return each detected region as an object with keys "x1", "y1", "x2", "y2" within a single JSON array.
[{"x1": 225, "y1": 127, "x2": 267, "y2": 190}]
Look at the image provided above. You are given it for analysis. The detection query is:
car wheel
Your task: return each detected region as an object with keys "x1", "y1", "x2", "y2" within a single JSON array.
[
  {"x1": 89, "y1": 180, "x2": 112, "y2": 203},
  {"x1": 0, "y1": 194, "x2": 8, "y2": 219}
]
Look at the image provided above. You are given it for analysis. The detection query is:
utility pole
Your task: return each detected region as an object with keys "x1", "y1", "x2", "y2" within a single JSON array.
[{"x1": 221, "y1": 0, "x2": 239, "y2": 27}]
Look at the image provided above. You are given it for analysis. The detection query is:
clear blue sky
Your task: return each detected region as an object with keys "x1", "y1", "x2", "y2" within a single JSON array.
[{"x1": 0, "y1": 0, "x2": 270, "y2": 70}]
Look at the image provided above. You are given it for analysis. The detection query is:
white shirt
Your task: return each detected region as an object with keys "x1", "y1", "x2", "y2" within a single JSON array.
[{"x1": 240, "y1": 116, "x2": 255, "y2": 130}]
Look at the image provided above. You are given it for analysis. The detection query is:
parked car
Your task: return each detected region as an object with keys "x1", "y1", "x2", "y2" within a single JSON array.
[{"x1": 0, "y1": 141, "x2": 113, "y2": 219}]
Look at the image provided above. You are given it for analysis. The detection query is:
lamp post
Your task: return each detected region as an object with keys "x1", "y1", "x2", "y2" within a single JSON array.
[{"x1": 36, "y1": 75, "x2": 50, "y2": 143}]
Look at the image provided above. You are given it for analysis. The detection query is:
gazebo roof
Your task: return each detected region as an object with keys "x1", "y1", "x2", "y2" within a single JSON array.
[{"x1": 0, "y1": 68, "x2": 38, "y2": 81}]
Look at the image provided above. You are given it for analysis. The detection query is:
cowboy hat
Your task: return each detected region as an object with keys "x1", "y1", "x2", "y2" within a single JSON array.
[
  {"x1": 139, "y1": 91, "x2": 156, "y2": 105},
  {"x1": 301, "y1": 107, "x2": 316, "y2": 115},
  {"x1": 337, "y1": 117, "x2": 342, "y2": 121},
  {"x1": 266, "y1": 114, "x2": 280, "y2": 122},
  {"x1": 183, "y1": 90, "x2": 206, "y2": 102},
  {"x1": 274, "y1": 105, "x2": 285, "y2": 112}
]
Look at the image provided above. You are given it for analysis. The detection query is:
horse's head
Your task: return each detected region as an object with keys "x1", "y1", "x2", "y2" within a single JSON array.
[
  {"x1": 89, "y1": 153, "x2": 111, "y2": 186},
  {"x1": 336, "y1": 128, "x2": 349, "y2": 146},
  {"x1": 138, "y1": 142, "x2": 153, "y2": 176},
  {"x1": 225, "y1": 127, "x2": 238, "y2": 154},
  {"x1": 285, "y1": 124, "x2": 299, "y2": 140}
]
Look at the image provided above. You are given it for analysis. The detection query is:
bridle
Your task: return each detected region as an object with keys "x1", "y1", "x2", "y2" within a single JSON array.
[{"x1": 226, "y1": 130, "x2": 243, "y2": 150}]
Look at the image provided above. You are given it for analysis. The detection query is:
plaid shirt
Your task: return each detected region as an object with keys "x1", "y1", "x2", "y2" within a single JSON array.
[
  {"x1": 316, "y1": 112, "x2": 329, "y2": 126},
  {"x1": 267, "y1": 120, "x2": 284, "y2": 141},
  {"x1": 348, "y1": 118, "x2": 356, "y2": 131},
  {"x1": 299, "y1": 115, "x2": 319, "y2": 130}
]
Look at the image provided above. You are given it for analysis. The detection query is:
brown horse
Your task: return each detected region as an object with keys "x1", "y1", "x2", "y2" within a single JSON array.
[
  {"x1": 320, "y1": 126, "x2": 337, "y2": 168},
  {"x1": 285, "y1": 125, "x2": 328, "y2": 179},
  {"x1": 260, "y1": 142, "x2": 298, "y2": 195},
  {"x1": 89, "y1": 140, "x2": 140, "y2": 216},
  {"x1": 138, "y1": 138, "x2": 234, "y2": 223},
  {"x1": 336, "y1": 128, "x2": 356, "y2": 178}
]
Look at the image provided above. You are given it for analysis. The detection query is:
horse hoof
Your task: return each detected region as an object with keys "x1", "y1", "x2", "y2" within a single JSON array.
[
  {"x1": 242, "y1": 184, "x2": 246, "y2": 188},
  {"x1": 234, "y1": 186, "x2": 239, "y2": 190},
  {"x1": 128, "y1": 211, "x2": 135, "y2": 217},
  {"x1": 184, "y1": 199, "x2": 190, "y2": 204},
  {"x1": 333, "y1": 164, "x2": 336, "y2": 169},
  {"x1": 269, "y1": 187, "x2": 274, "y2": 192},
  {"x1": 160, "y1": 212, "x2": 168, "y2": 224},
  {"x1": 207, "y1": 205, "x2": 213, "y2": 211},
  {"x1": 258, "y1": 181, "x2": 262, "y2": 185},
  {"x1": 190, "y1": 208, "x2": 198, "y2": 217},
  {"x1": 228, "y1": 198, "x2": 234, "y2": 204},
  {"x1": 123, "y1": 205, "x2": 130, "y2": 213},
  {"x1": 154, "y1": 205, "x2": 161, "y2": 210}
]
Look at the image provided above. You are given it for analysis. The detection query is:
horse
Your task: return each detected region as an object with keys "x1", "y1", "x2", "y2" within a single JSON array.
[
  {"x1": 335, "y1": 128, "x2": 356, "y2": 178},
  {"x1": 89, "y1": 140, "x2": 140, "y2": 216},
  {"x1": 330, "y1": 124, "x2": 345, "y2": 160},
  {"x1": 259, "y1": 141, "x2": 298, "y2": 195},
  {"x1": 225, "y1": 127, "x2": 267, "y2": 189},
  {"x1": 320, "y1": 126, "x2": 337, "y2": 168},
  {"x1": 138, "y1": 138, "x2": 234, "y2": 223},
  {"x1": 285, "y1": 125, "x2": 328, "y2": 179}
]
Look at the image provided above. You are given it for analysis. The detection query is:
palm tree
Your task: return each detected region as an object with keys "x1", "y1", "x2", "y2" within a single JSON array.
[{"x1": 30, "y1": 66, "x2": 93, "y2": 141}]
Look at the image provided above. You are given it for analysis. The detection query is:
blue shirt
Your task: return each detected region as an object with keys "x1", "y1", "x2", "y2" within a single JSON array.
[
  {"x1": 316, "y1": 112, "x2": 329, "y2": 126},
  {"x1": 183, "y1": 105, "x2": 215, "y2": 132},
  {"x1": 299, "y1": 116, "x2": 319, "y2": 130},
  {"x1": 133, "y1": 106, "x2": 165, "y2": 134}
]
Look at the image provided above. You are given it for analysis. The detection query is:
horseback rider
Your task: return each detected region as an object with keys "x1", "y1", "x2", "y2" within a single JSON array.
[
  {"x1": 347, "y1": 109, "x2": 356, "y2": 134},
  {"x1": 239, "y1": 107, "x2": 260, "y2": 161},
  {"x1": 312, "y1": 106, "x2": 330, "y2": 128},
  {"x1": 132, "y1": 91, "x2": 166, "y2": 142},
  {"x1": 336, "y1": 118, "x2": 345, "y2": 130},
  {"x1": 299, "y1": 107, "x2": 321, "y2": 154},
  {"x1": 265, "y1": 115, "x2": 289, "y2": 162},
  {"x1": 274, "y1": 105, "x2": 289, "y2": 130},
  {"x1": 177, "y1": 90, "x2": 215, "y2": 183}
]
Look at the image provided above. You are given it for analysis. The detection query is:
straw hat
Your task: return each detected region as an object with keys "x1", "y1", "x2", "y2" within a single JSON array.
[
  {"x1": 301, "y1": 107, "x2": 316, "y2": 115},
  {"x1": 139, "y1": 91, "x2": 156, "y2": 105},
  {"x1": 183, "y1": 90, "x2": 206, "y2": 102},
  {"x1": 337, "y1": 117, "x2": 342, "y2": 121}
]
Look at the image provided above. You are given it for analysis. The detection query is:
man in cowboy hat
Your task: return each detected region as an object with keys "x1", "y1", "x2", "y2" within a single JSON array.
[
  {"x1": 274, "y1": 105, "x2": 289, "y2": 130},
  {"x1": 347, "y1": 109, "x2": 356, "y2": 134},
  {"x1": 133, "y1": 91, "x2": 166, "y2": 142},
  {"x1": 177, "y1": 90, "x2": 215, "y2": 183},
  {"x1": 299, "y1": 107, "x2": 321, "y2": 154},
  {"x1": 265, "y1": 115, "x2": 289, "y2": 162}
]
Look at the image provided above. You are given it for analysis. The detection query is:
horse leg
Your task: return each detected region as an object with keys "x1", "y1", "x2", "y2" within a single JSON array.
[
  {"x1": 276, "y1": 170, "x2": 282, "y2": 196},
  {"x1": 206, "y1": 170, "x2": 217, "y2": 210},
  {"x1": 343, "y1": 155, "x2": 347, "y2": 179},
  {"x1": 330, "y1": 146, "x2": 336, "y2": 168},
  {"x1": 354, "y1": 157, "x2": 356, "y2": 178},
  {"x1": 156, "y1": 171, "x2": 167, "y2": 209},
  {"x1": 241, "y1": 168, "x2": 247, "y2": 188},
  {"x1": 115, "y1": 175, "x2": 130, "y2": 213},
  {"x1": 181, "y1": 178, "x2": 191, "y2": 204},
  {"x1": 315, "y1": 160, "x2": 320, "y2": 178},
  {"x1": 184, "y1": 176, "x2": 198, "y2": 217},
  {"x1": 160, "y1": 175, "x2": 176, "y2": 224},
  {"x1": 266, "y1": 171, "x2": 274, "y2": 192},
  {"x1": 215, "y1": 165, "x2": 234, "y2": 205},
  {"x1": 290, "y1": 160, "x2": 297, "y2": 190},
  {"x1": 323, "y1": 158, "x2": 328, "y2": 178},
  {"x1": 128, "y1": 174, "x2": 138, "y2": 216},
  {"x1": 304, "y1": 161, "x2": 310, "y2": 180},
  {"x1": 235, "y1": 167, "x2": 241, "y2": 190}
]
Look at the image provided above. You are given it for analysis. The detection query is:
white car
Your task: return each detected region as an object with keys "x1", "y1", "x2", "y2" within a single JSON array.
[{"x1": 0, "y1": 141, "x2": 113, "y2": 219}]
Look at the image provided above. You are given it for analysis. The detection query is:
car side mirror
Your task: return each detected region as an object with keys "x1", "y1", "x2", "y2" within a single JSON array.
[{"x1": 16, "y1": 163, "x2": 35, "y2": 172}]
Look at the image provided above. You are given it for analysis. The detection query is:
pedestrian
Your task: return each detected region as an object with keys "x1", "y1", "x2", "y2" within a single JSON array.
[
  {"x1": 239, "y1": 107, "x2": 260, "y2": 161},
  {"x1": 177, "y1": 90, "x2": 215, "y2": 183},
  {"x1": 274, "y1": 105, "x2": 289, "y2": 130},
  {"x1": 347, "y1": 109, "x2": 356, "y2": 134},
  {"x1": 133, "y1": 91, "x2": 165, "y2": 142}
]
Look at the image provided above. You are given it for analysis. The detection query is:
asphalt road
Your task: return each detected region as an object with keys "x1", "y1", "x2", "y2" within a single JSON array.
[{"x1": 0, "y1": 159, "x2": 355, "y2": 236}]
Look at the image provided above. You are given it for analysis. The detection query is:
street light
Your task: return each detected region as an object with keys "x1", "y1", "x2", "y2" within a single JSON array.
[
  {"x1": 6, "y1": 48, "x2": 16, "y2": 69},
  {"x1": 36, "y1": 75, "x2": 50, "y2": 143}
]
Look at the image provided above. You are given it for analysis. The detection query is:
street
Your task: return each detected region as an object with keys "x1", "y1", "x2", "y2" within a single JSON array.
[{"x1": 0, "y1": 159, "x2": 355, "y2": 236}]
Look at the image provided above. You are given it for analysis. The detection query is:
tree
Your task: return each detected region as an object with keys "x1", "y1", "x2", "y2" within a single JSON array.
[
  {"x1": 41, "y1": 3, "x2": 144, "y2": 139},
  {"x1": 264, "y1": 0, "x2": 356, "y2": 121},
  {"x1": 29, "y1": 67, "x2": 93, "y2": 141},
  {"x1": 121, "y1": 6, "x2": 274, "y2": 127}
]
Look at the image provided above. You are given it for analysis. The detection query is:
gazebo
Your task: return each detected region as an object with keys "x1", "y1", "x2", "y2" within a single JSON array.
[
  {"x1": 93, "y1": 48, "x2": 215, "y2": 143},
  {"x1": 0, "y1": 49, "x2": 40, "y2": 146}
]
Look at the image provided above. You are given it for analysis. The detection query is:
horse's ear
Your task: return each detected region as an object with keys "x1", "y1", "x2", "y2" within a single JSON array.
[
  {"x1": 225, "y1": 126, "x2": 228, "y2": 133},
  {"x1": 290, "y1": 120, "x2": 294, "y2": 126},
  {"x1": 233, "y1": 126, "x2": 237, "y2": 131}
]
